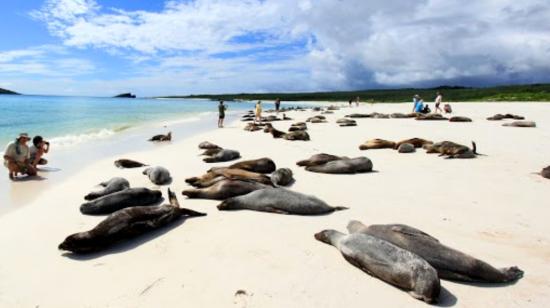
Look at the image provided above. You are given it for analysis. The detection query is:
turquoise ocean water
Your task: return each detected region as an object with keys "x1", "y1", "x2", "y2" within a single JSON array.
[{"x1": 0, "y1": 95, "x2": 260, "y2": 149}]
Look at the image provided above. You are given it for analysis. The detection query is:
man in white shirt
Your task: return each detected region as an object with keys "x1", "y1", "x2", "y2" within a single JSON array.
[
  {"x1": 3, "y1": 133, "x2": 37, "y2": 180},
  {"x1": 435, "y1": 91, "x2": 443, "y2": 113}
]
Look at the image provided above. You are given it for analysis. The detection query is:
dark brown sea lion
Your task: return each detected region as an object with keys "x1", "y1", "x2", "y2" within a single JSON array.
[
  {"x1": 60, "y1": 189, "x2": 206, "y2": 254},
  {"x1": 148, "y1": 132, "x2": 172, "y2": 142},
  {"x1": 370, "y1": 112, "x2": 390, "y2": 119},
  {"x1": 200, "y1": 148, "x2": 223, "y2": 156},
  {"x1": 297, "y1": 153, "x2": 342, "y2": 167},
  {"x1": 218, "y1": 188, "x2": 347, "y2": 215},
  {"x1": 182, "y1": 179, "x2": 269, "y2": 200},
  {"x1": 80, "y1": 187, "x2": 162, "y2": 215},
  {"x1": 84, "y1": 177, "x2": 130, "y2": 201},
  {"x1": 336, "y1": 118, "x2": 357, "y2": 127},
  {"x1": 424, "y1": 141, "x2": 479, "y2": 159},
  {"x1": 263, "y1": 123, "x2": 286, "y2": 138},
  {"x1": 306, "y1": 115, "x2": 327, "y2": 123},
  {"x1": 394, "y1": 138, "x2": 433, "y2": 149},
  {"x1": 114, "y1": 159, "x2": 148, "y2": 169},
  {"x1": 347, "y1": 221, "x2": 524, "y2": 283},
  {"x1": 289, "y1": 122, "x2": 307, "y2": 131},
  {"x1": 198, "y1": 141, "x2": 221, "y2": 150},
  {"x1": 226, "y1": 157, "x2": 276, "y2": 173},
  {"x1": 487, "y1": 114, "x2": 525, "y2": 121},
  {"x1": 244, "y1": 122, "x2": 262, "y2": 131},
  {"x1": 345, "y1": 113, "x2": 371, "y2": 118},
  {"x1": 449, "y1": 116, "x2": 472, "y2": 122},
  {"x1": 415, "y1": 114, "x2": 448, "y2": 121},
  {"x1": 390, "y1": 113, "x2": 416, "y2": 118},
  {"x1": 305, "y1": 157, "x2": 373, "y2": 174},
  {"x1": 502, "y1": 121, "x2": 536, "y2": 128},
  {"x1": 359, "y1": 138, "x2": 396, "y2": 150},
  {"x1": 186, "y1": 168, "x2": 273, "y2": 188},
  {"x1": 203, "y1": 149, "x2": 241, "y2": 163},
  {"x1": 283, "y1": 130, "x2": 310, "y2": 141},
  {"x1": 315, "y1": 230, "x2": 440, "y2": 303},
  {"x1": 541, "y1": 166, "x2": 550, "y2": 179}
]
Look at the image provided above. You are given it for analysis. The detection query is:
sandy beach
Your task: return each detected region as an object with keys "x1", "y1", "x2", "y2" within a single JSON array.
[{"x1": 1, "y1": 102, "x2": 549, "y2": 307}]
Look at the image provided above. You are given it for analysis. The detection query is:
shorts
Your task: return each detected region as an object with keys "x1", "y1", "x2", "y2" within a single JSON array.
[{"x1": 219, "y1": 115, "x2": 225, "y2": 119}]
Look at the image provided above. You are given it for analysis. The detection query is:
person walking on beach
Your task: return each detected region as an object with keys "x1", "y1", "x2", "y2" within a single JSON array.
[
  {"x1": 30, "y1": 135, "x2": 50, "y2": 167},
  {"x1": 218, "y1": 100, "x2": 227, "y2": 128},
  {"x1": 275, "y1": 98, "x2": 281, "y2": 113},
  {"x1": 434, "y1": 91, "x2": 443, "y2": 113},
  {"x1": 3, "y1": 133, "x2": 37, "y2": 180},
  {"x1": 255, "y1": 101, "x2": 263, "y2": 123}
]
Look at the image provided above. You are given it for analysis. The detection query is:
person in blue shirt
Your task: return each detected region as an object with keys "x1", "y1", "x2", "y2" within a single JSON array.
[{"x1": 412, "y1": 94, "x2": 424, "y2": 113}]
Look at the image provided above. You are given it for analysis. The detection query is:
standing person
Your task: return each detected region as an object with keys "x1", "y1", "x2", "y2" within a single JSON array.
[
  {"x1": 255, "y1": 101, "x2": 263, "y2": 123},
  {"x1": 218, "y1": 100, "x2": 227, "y2": 128},
  {"x1": 355, "y1": 96, "x2": 360, "y2": 107},
  {"x1": 3, "y1": 133, "x2": 37, "y2": 180},
  {"x1": 348, "y1": 99, "x2": 353, "y2": 107},
  {"x1": 275, "y1": 98, "x2": 281, "y2": 113},
  {"x1": 412, "y1": 94, "x2": 424, "y2": 113},
  {"x1": 434, "y1": 91, "x2": 443, "y2": 113},
  {"x1": 30, "y1": 135, "x2": 50, "y2": 167}
]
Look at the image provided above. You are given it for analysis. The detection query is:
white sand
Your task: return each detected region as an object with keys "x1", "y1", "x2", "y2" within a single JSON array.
[{"x1": 1, "y1": 102, "x2": 549, "y2": 307}]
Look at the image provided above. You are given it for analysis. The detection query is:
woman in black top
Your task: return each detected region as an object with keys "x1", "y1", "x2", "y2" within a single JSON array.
[{"x1": 218, "y1": 101, "x2": 227, "y2": 128}]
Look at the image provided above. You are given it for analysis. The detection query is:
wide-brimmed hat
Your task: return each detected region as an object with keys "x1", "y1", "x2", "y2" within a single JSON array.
[{"x1": 18, "y1": 133, "x2": 30, "y2": 140}]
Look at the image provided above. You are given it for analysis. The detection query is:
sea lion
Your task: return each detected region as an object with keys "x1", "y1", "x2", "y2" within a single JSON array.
[
  {"x1": 186, "y1": 168, "x2": 273, "y2": 188},
  {"x1": 345, "y1": 113, "x2": 371, "y2": 118},
  {"x1": 283, "y1": 130, "x2": 310, "y2": 141},
  {"x1": 305, "y1": 157, "x2": 373, "y2": 174},
  {"x1": 270, "y1": 168, "x2": 294, "y2": 186},
  {"x1": 244, "y1": 122, "x2": 262, "y2": 131},
  {"x1": 416, "y1": 114, "x2": 448, "y2": 121},
  {"x1": 502, "y1": 121, "x2": 536, "y2": 128},
  {"x1": 203, "y1": 149, "x2": 241, "y2": 163},
  {"x1": 263, "y1": 124, "x2": 286, "y2": 138},
  {"x1": 218, "y1": 188, "x2": 347, "y2": 215},
  {"x1": 227, "y1": 157, "x2": 276, "y2": 173},
  {"x1": 60, "y1": 189, "x2": 206, "y2": 254},
  {"x1": 390, "y1": 113, "x2": 415, "y2": 118},
  {"x1": 541, "y1": 166, "x2": 550, "y2": 179},
  {"x1": 397, "y1": 143, "x2": 415, "y2": 153},
  {"x1": 198, "y1": 141, "x2": 221, "y2": 150},
  {"x1": 394, "y1": 138, "x2": 433, "y2": 149},
  {"x1": 80, "y1": 187, "x2": 162, "y2": 215},
  {"x1": 297, "y1": 153, "x2": 342, "y2": 167},
  {"x1": 314, "y1": 230, "x2": 440, "y2": 303},
  {"x1": 143, "y1": 166, "x2": 172, "y2": 185},
  {"x1": 182, "y1": 179, "x2": 269, "y2": 200},
  {"x1": 322, "y1": 111, "x2": 334, "y2": 114},
  {"x1": 359, "y1": 139, "x2": 396, "y2": 150},
  {"x1": 84, "y1": 177, "x2": 130, "y2": 201},
  {"x1": 424, "y1": 141, "x2": 479, "y2": 159},
  {"x1": 289, "y1": 122, "x2": 307, "y2": 132},
  {"x1": 200, "y1": 148, "x2": 223, "y2": 156},
  {"x1": 327, "y1": 106, "x2": 339, "y2": 111},
  {"x1": 370, "y1": 112, "x2": 390, "y2": 119},
  {"x1": 306, "y1": 115, "x2": 327, "y2": 123},
  {"x1": 336, "y1": 118, "x2": 357, "y2": 127},
  {"x1": 449, "y1": 116, "x2": 472, "y2": 122},
  {"x1": 114, "y1": 159, "x2": 148, "y2": 169},
  {"x1": 347, "y1": 221, "x2": 524, "y2": 283},
  {"x1": 148, "y1": 132, "x2": 172, "y2": 142},
  {"x1": 487, "y1": 114, "x2": 525, "y2": 121}
]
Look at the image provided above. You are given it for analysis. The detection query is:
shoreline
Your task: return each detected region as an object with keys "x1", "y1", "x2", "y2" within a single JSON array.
[{"x1": 0, "y1": 102, "x2": 549, "y2": 307}]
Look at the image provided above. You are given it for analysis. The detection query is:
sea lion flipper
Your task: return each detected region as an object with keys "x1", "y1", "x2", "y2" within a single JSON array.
[
  {"x1": 179, "y1": 208, "x2": 207, "y2": 217},
  {"x1": 168, "y1": 188, "x2": 179, "y2": 207},
  {"x1": 263, "y1": 206, "x2": 290, "y2": 214},
  {"x1": 390, "y1": 225, "x2": 440, "y2": 243}
]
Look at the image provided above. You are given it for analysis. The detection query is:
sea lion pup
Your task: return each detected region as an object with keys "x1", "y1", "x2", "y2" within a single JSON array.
[
  {"x1": 114, "y1": 159, "x2": 148, "y2": 169},
  {"x1": 283, "y1": 130, "x2": 310, "y2": 141},
  {"x1": 182, "y1": 179, "x2": 269, "y2": 200},
  {"x1": 345, "y1": 113, "x2": 371, "y2": 118},
  {"x1": 297, "y1": 153, "x2": 342, "y2": 167},
  {"x1": 397, "y1": 143, "x2": 415, "y2": 153},
  {"x1": 314, "y1": 230, "x2": 440, "y2": 303},
  {"x1": 424, "y1": 141, "x2": 479, "y2": 159},
  {"x1": 449, "y1": 116, "x2": 472, "y2": 122},
  {"x1": 203, "y1": 149, "x2": 241, "y2": 163},
  {"x1": 84, "y1": 177, "x2": 130, "y2": 201},
  {"x1": 416, "y1": 114, "x2": 448, "y2": 121},
  {"x1": 347, "y1": 221, "x2": 525, "y2": 283},
  {"x1": 263, "y1": 123, "x2": 286, "y2": 138},
  {"x1": 306, "y1": 157, "x2": 373, "y2": 174},
  {"x1": 218, "y1": 188, "x2": 347, "y2": 215},
  {"x1": 271, "y1": 168, "x2": 294, "y2": 186},
  {"x1": 148, "y1": 132, "x2": 172, "y2": 142},
  {"x1": 502, "y1": 121, "x2": 536, "y2": 128},
  {"x1": 198, "y1": 141, "x2": 221, "y2": 150},
  {"x1": 143, "y1": 166, "x2": 172, "y2": 185},
  {"x1": 227, "y1": 157, "x2": 276, "y2": 173},
  {"x1": 80, "y1": 187, "x2": 162, "y2": 215},
  {"x1": 359, "y1": 138, "x2": 396, "y2": 150},
  {"x1": 541, "y1": 166, "x2": 550, "y2": 179},
  {"x1": 200, "y1": 147, "x2": 223, "y2": 156},
  {"x1": 60, "y1": 189, "x2": 206, "y2": 254},
  {"x1": 336, "y1": 118, "x2": 357, "y2": 127},
  {"x1": 394, "y1": 138, "x2": 433, "y2": 149},
  {"x1": 288, "y1": 122, "x2": 308, "y2": 131}
]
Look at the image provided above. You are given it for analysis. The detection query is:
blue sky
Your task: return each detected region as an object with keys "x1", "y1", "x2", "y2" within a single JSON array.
[{"x1": 1, "y1": 0, "x2": 550, "y2": 96}]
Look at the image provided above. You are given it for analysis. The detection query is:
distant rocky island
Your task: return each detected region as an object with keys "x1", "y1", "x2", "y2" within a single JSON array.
[
  {"x1": 113, "y1": 92, "x2": 136, "y2": 98},
  {"x1": 0, "y1": 87, "x2": 19, "y2": 95}
]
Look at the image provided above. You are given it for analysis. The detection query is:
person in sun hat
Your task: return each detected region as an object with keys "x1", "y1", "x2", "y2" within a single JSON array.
[{"x1": 3, "y1": 133, "x2": 37, "y2": 180}]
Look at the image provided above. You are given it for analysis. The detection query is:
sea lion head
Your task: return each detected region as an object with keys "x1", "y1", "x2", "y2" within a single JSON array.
[
  {"x1": 411, "y1": 266, "x2": 441, "y2": 304},
  {"x1": 142, "y1": 167, "x2": 152, "y2": 176},
  {"x1": 314, "y1": 229, "x2": 342, "y2": 246},
  {"x1": 58, "y1": 232, "x2": 95, "y2": 253}
]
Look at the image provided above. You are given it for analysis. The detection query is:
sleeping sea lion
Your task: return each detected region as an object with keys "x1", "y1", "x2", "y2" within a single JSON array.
[
  {"x1": 345, "y1": 113, "x2": 370, "y2": 118},
  {"x1": 200, "y1": 148, "x2": 223, "y2": 156},
  {"x1": 148, "y1": 132, "x2": 172, "y2": 142},
  {"x1": 143, "y1": 166, "x2": 172, "y2": 185},
  {"x1": 84, "y1": 177, "x2": 130, "y2": 201},
  {"x1": 186, "y1": 168, "x2": 273, "y2": 188},
  {"x1": 541, "y1": 166, "x2": 550, "y2": 179},
  {"x1": 394, "y1": 138, "x2": 433, "y2": 149},
  {"x1": 244, "y1": 122, "x2": 262, "y2": 131},
  {"x1": 263, "y1": 123, "x2": 286, "y2": 138},
  {"x1": 390, "y1": 113, "x2": 416, "y2": 118},
  {"x1": 182, "y1": 179, "x2": 269, "y2": 200},
  {"x1": 305, "y1": 157, "x2": 373, "y2": 174},
  {"x1": 359, "y1": 138, "x2": 396, "y2": 150},
  {"x1": 424, "y1": 141, "x2": 479, "y2": 159},
  {"x1": 347, "y1": 221, "x2": 524, "y2": 283},
  {"x1": 487, "y1": 114, "x2": 525, "y2": 121},
  {"x1": 449, "y1": 116, "x2": 472, "y2": 122},
  {"x1": 288, "y1": 123, "x2": 307, "y2": 132},
  {"x1": 114, "y1": 159, "x2": 148, "y2": 169},
  {"x1": 315, "y1": 230, "x2": 440, "y2": 303},
  {"x1": 203, "y1": 149, "x2": 241, "y2": 163},
  {"x1": 226, "y1": 157, "x2": 276, "y2": 173},
  {"x1": 397, "y1": 143, "x2": 415, "y2": 153},
  {"x1": 502, "y1": 121, "x2": 536, "y2": 128},
  {"x1": 80, "y1": 187, "x2": 162, "y2": 215},
  {"x1": 306, "y1": 115, "x2": 327, "y2": 123},
  {"x1": 283, "y1": 130, "x2": 310, "y2": 141},
  {"x1": 270, "y1": 168, "x2": 294, "y2": 186},
  {"x1": 297, "y1": 153, "x2": 342, "y2": 167},
  {"x1": 217, "y1": 188, "x2": 347, "y2": 215},
  {"x1": 336, "y1": 118, "x2": 357, "y2": 127},
  {"x1": 60, "y1": 189, "x2": 205, "y2": 254},
  {"x1": 416, "y1": 114, "x2": 448, "y2": 121},
  {"x1": 370, "y1": 112, "x2": 390, "y2": 119},
  {"x1": 198, "y1": 141, "x2": 221, "y2": 150}
]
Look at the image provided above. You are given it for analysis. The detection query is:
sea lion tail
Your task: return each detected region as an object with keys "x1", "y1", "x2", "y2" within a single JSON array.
[
  {"x1": 346, "y1": 220, "x2": 367, "y2": 233},
  {"x1": 332, "y1": 206, "x2": 349, "y2": 212},
  {"x1": 168, "y1": 188, "x2": 180, "y2": 207},
  {"x1": 179, "y1": 207, "x2": 207, "y2": 217}
]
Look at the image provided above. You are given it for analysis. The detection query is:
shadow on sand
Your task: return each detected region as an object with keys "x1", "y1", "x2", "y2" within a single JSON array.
[{"x1": 436, "y1": 286, "x2": 458, "y2": 307}]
